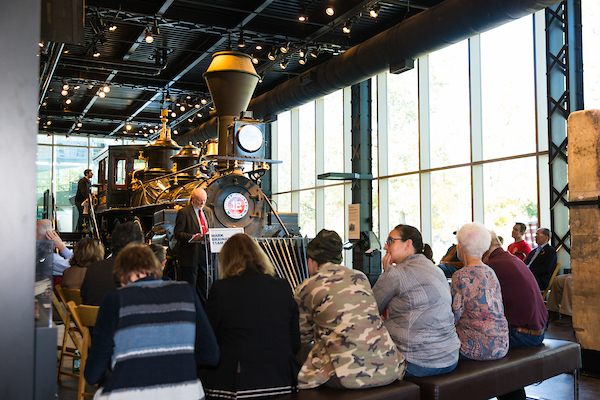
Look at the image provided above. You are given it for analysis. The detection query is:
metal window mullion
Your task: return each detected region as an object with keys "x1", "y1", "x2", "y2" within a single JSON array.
[
  {"x1": 291, "y1": 108, "x2": 300, "y2": 213},
  {"x1": 315, "y1": 98, "x2": 325, "y2": 231},
  {"x1": 343, "y1": 86, "x2": 353, "y2": 267},
  {"x1": 418, "y1": 56, "x2": 432, "y2": 245},
  {"x1": 469, "y1": 35, "x2": 485, "y2": 223},
  {"x1": 377, "y1": 73, "x2": 389, "y2": 241}
]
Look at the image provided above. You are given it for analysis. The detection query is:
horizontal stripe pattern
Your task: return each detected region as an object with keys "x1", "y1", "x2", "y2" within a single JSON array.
[
  {"x1": 205, "y1": 385, "x2": 294, "y2": 399},
  {"x1": 96, "y1": 379, "x2": 204, "y2": 400}
]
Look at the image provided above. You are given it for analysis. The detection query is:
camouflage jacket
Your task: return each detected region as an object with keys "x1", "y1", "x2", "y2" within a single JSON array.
[{"x1": 294, "y1": 263, "x2": 405, "y2": 389}]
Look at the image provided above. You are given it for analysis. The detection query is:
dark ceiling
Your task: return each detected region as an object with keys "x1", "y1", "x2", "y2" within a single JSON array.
[{"x1": 38, "y1": 0, "x2": 442, "y2": 140}]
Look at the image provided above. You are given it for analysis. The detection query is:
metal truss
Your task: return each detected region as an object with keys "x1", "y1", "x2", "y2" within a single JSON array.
[{"x1": 545, "y1": 0, "x2": 583, "y2": 256}]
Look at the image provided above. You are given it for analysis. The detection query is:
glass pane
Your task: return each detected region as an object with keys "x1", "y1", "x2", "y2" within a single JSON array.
[
  {"x1": 324, "y1": 90, "x2": 344, "y2": 178},
  {"x1": 55, "y1": 135, "x2": 88, "y2": 146},
  {"x1": 299, "y1": 190, "x2": 316, "y2": 238},
  {"x1": 324, "y1": 185, "x2": 345, "y2": 241},
  {"x1": 115, "y1": 159, "x2": 127, "y2": 185},
  {"x1": 276, "y1": 111, "x2": 291, "y2": 192},
  {"x1": 483, "y1": 157, "x2": 538, "y2": 249},
  {"x1": 429, "y1": 42, "x2": 470, "y2": 168},
  {"x1": 387, "y1": 175, "x2": 420, "y2": 232},
  {"x1": 583, "y1": 0, "x2": 600, "y2": 109},
  {"x1": 53, "y1": 146, "x2": 87, "y2": 206},
  {"x1": 481, "y1": 16, "x2": 536, "y2": 159},
  {"x1": 90, "y1": 137, "x2": 115, "y2": 147},
  {"x1": 387, "y1": 68, "x2": 419, "y2": 174},
  {"x1": 55, "y1": 205, "x2": 74, "y2": 233},
  {"x1": 36, "y1": 145, "x2": 52, "y2": 205},
  {"x1": 299, "y1": 102, "x2": 315, "y2": 188},
  {"x1": 38, "y1": 134, "x2": 53, "y2": 144},
  {"x1": 273, "y1": 193, "x2": 291, "y2": 214},
  {"x1": 430, "y1": 167, "x2": 472, "y2": 262}
]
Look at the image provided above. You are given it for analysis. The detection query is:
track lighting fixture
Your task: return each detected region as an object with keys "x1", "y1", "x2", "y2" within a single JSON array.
[
  {"x1": 197, "y1": 113, "x2": 202, "y2": 118},
  {"x1": 92, "y1": 44, "x2": 100, "y2": 57},
  {"x1": 255, "y1": 44, "x2": 262, "y2": 50},
  {"x1": 279, "y1": 59, "x2": 289, "y2": 69},
  {"x1": 325, "y1": 7, "x2": 335, "y2": 16},
  {"x1": 280, "y1": 41, "x2": 290, "y2": 54},
  {"x1": 77, "y1": 120, "x2": 83, "y2": 128},
  {"x1": 61, "y1": 89, "x2": 69, "y2": 96},
  {"x1": 201, "y1": 98, "x2": 207, "y2": 105},
  {"x1": 126, "y1": 124, "x2": 132, "y2": 131},
  {"x1": 39, "y1": 42, "x2": 44, "y2": 48},
  {"x1": 299, "y1": 48, "x2": 307, "y2": 58},
  {"x1": 145, "y1": 28, "x2": 154, "y2": 43},
  {"x1": 180, "y1": 105, "x2": 186, "y2": 112},
  {"x1": 370, "y1": 4, "x2": 380, "y2": 18},
  {"x1": 310, "y1": 46, "x2": 320, "y2": 58},
  {"x1": 195, "y1": 103, "x2": 201, "y2": 108},
  {"x1": 87, "y1": 83, "x2": 94, "y2": 90},
  {"x1": 65, "y1": 135, "x2": 70, "y2": 141},
  {"x1": 102, "y1": 85, "x2": 110, "y2": 93},
  {"x1": 62, "y1": 82, "x2": 70, "y2": 90},
  {"x1": 299, "y1": 56, "x2": 307, "y2": 65},
  {"x1": 65, "y1": 98, "x2": 72, "y2": 105},
  {"x1": 98, "y1": 90, "x2": 106, "y2": 98},
  {"x1": 238, "y1": 29, "x2": 246, "y2": 48},
  {"x1": 187, "y1": 117, "x2": 194, "y2": 123},
  {"x1": 343, "y1": 20, "x2": 352, "y2": 34},
  {"x1": 109, "y1": 23, "x2": 117, "y2": 31},
  {"x1": 268, "y1": 47, "x2": 277, "y2": 61},
  {"x1": 298, "y1": 8, "x2": 307, "y2": 22},
  {"x1": 251, "y1": 55, "x2": 258, "y2": 64},
  {"x1": 47, "y1": 133, "x2": 51, "y2": 139},
  {"x1": 171, "y1": 112, "x2": 176, "y2": 118}
]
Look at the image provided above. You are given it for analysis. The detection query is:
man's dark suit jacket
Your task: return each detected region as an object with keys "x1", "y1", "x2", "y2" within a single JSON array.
[
  {"x1": 524, "y1": 243, "x2": 557, "y2": 290},
  {"x1": 80, "y1": 258, "x2": 118, "y2": 306},
  {"x1": 174, "y1": 204, "x2": 215, "y2": 268}
]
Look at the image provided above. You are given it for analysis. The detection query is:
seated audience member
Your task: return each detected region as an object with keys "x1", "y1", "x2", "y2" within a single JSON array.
[
  {"x1": 199, "y1": 233, "x2": 300, "y2": 398},
  {"x1": 524, "y1": 228, "x2": 558, "y2": 290},
  {"x1": 438, "y1": 231, "x2": 464, "y2": 278},
  {"x1": 508, "y1": 222, "x2": 531, "y2": 261},
  {"x1": 295, "y1": 229, "x2": 405, "y2": 389},
  {"x1": 85, "y1": 243, "x2": 219, "y2": 399},
  {"x1": 452, "y1": 222, "x2": 509, "y2": 361},
  {"x1": 483, "y1": 230, "x2": 549, "y2": 400},
  {"x1": 546, "y1": 273, "x2": 573, "y2": 326},
  {"x1": 373, "y1": 225, "x2": 459, "y2": 378},
  {"x1": 62, "y1": 238, "x2": 105, "y2": 289},
  {"x1": 80, "y1": 221, "x2": 143, "y2": 305},
  {"x1": 37, "y1": 219, "x2": 73, "y2": 287},
  {"x1": 148, "y1": 243, "x2": 167, "y2": 269}
]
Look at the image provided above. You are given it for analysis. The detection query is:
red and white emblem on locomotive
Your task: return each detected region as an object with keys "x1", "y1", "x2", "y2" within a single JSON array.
[{"x1": 223, "y1": 193, "x2": 249, "y2": 220}]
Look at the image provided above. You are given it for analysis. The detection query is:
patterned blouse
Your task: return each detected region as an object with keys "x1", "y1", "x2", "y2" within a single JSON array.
[{"x1": 451, "y1": 264, "x2": 509, "y2": 360}]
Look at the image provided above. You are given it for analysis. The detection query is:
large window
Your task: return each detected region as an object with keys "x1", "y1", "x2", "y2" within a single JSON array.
[
  {"x1": 271, "y1": 13, "x2": 555, "y2": 264},
  {"x1": 37, "y1": 134, "x2": 121, "y2": 232},
  {"x1": 583, "y1": 0, "x2": 600, "y2": 109}
]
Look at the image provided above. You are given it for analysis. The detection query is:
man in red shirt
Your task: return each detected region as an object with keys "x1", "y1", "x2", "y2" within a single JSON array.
[{"x1": 507, "y1": 222, "x2": 531, "y2": 261}]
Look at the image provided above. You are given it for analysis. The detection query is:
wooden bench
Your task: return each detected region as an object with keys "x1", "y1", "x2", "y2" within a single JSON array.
[
  {"x1": 278, "y1": 380, "x2": 421, "y2": 400},
  {"x1": 405, "y1": 339, "x2": 581, "y2": 400}
]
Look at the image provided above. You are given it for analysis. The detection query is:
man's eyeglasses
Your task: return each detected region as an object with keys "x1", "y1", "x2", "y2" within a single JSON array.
[{"x1": 386, "y1": 237, "x2": 404, "y2": 246}]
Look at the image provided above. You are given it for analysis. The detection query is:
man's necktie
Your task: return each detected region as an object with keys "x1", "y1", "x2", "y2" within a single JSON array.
[
  {"x1": 527, "y1": 246, "x2": 542, "y2": 266},
  {"x1": 198, "y1": 209, "x2": 207, "y2": 234}
]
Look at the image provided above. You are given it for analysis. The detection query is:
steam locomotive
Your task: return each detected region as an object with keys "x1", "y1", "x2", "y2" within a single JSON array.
[{"x1": 91, "y1": 51, "x2": 298, "y2": 246}]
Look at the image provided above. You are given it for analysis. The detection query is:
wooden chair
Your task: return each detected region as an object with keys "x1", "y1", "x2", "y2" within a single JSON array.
[
  {"x1": 65, "y1": 301, "x2": 99, "y2": 400},
  {"x1": 542, "y1": 263, "x2": 562, "y2": 301},
  {"x1": 54, "y1": 285, "x2": 83, "y2": 381}
]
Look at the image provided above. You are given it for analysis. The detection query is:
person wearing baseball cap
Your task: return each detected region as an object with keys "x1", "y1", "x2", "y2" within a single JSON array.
[{"x1": 294, "y1": 229, "x2": 406, "y2": 389}]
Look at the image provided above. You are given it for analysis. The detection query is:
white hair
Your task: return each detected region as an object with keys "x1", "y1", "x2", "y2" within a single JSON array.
[
  {"x1": 36, "y1": 219, "x2": 52, "y2": 240},
  {"x1": 456, "y1": 222, "x2": 492, "y2": 259}
]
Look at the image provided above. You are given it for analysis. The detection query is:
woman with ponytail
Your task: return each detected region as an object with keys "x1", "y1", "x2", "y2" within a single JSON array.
[{"x1": 373, "y1": 224, "x2": 460, "y2": 377}]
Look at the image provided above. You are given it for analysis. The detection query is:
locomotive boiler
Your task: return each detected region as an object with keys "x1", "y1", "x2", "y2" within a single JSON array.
[{"x1": 93, "y1": 51, "x2": 297, "y2": 247}]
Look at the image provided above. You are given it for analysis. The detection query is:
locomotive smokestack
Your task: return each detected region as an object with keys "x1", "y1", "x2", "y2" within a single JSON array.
[
  {"x1": 203, "y1": 51, "x2": 259, "y2": 117},
  {"x1": 182, "y1": 52, "x2": 259, "y2": 149}
]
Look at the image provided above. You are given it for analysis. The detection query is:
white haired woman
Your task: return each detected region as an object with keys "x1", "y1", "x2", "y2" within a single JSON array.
[{"x1": 452, "y1": 222, "x2": 509, "y2": 361}]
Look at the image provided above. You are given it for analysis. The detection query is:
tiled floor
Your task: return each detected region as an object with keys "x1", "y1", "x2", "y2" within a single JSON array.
[{"x1": 54, "y1": 319, "x2": 600, "y2": 400}]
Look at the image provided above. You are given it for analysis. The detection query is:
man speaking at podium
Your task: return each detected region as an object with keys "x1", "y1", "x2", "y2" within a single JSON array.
[{"x1": 174, "y1": 187, "x2": 214, "y2": 304}]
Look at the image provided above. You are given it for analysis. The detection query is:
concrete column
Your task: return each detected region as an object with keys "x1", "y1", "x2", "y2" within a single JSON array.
[{"x1": 567, "y1": 109, "x2": 600, "y2": 351}]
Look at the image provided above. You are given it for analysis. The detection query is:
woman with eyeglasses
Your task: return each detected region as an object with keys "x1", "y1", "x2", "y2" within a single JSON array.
[{"x1": 373, "y1": 224, "x2": 460, "y2": 377}]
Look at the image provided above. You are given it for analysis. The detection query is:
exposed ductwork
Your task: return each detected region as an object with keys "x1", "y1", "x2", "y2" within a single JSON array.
[{"x1": 247, "y1": 0, "x2": 560, "y2": 120}]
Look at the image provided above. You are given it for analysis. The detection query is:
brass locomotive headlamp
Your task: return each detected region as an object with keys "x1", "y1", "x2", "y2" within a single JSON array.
[{"x1": 237, "y1": 124, "x2": 263, "y2": 153}]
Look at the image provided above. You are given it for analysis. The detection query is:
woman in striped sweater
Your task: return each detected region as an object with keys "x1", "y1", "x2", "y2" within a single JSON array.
[{"x1": 85, "y1": 243, "x2": 219, "y2": 399}]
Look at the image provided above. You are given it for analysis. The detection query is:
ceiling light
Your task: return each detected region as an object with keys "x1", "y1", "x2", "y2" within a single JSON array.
[
  {"x1": 92, "y1": 45, "x2": 100, "y2": 57},
  {"x1": 149, "y1": 129, "x2": 154, "y2": 134},
  {"x1": 310, "y1": 47, "x2": 320, "y2": 58},
  {"x1": 126, "y1": 124, "x2": 132, "y2": 131},
  {"x1": 65, "y1": 135, "x2": 70, "y2": 141},
  {"x1": 41, "y1": 101, "x2": 47, "y2": 107},
  {"x1": 77, "y1": 121, "x2": 83, "y2": 127},
  {"x1": 74, "y1": 85, "x2": 80, "y2": 90},
  {"x1": 343, "y1": 20, "x2": 352, "y2": 34},
  {"x1": 325, "y1": 7, "x2": 335, "y2": 16},
  {"x1": 47, "y1": 134, "x2": 51, "y2": 139},
  {"x1": 173, "y1": 130, "x2": 178, "y2": 135},
  {"x1": 102, "y1": 85, "x2": 110, "y2": 93},
  {"x1": 62, "y1": 83, "x2": 70, "y2": 90},
  {"x1": 299, "y1": 56, "x2": 306, "y2": 65},
  {"x1": 46, "y1": 120, "x2": 52, "y2": 125},
  {"x1": 258, "y1": 73, "x2": 264, "y2": 83},
  {"x1": 255, "y1": 44, "x2": 262, "y2": 50},
  {"x1": 238, "y1": 30, "x2": 246, "y2": 48},
  {"x1": 109, "y1": 24, "x2": 117, "y2": 31},
  {"x1": 299, "y1": 48, "x2": 306, "y2": 58},
  {"x1": 39, "y1": 42, "x2": 44, "y2": 48},
  {"x1": 201, "y1": 98, "x2": 207, "y2": 105},
  {"x1": 197, "y1": 113, "x2": 202, "y2": 118},
  {"x1": 87, "y1": 83, "x2": 94, "y2": 90},
  {"x1": 195, "y1": 103, "x2": 201, "y2": 108},
  {"x1": 186, "y1": 95, "x2": 191, "y2": 99},
  {"x1": 171, "y1": 112, "x2": 176, "y2": 118},
  {"x1": 251, "y1": 55, "x2": 258, "y2": 64},
  {"x1": 179, "y1": 105, "x2": 185, "y2": 112},
  {"x1": 370, "y1": 5, "x2": 380, "y2": 18},
  {"x1": 65, "y1": 98, "x2": 72, "y2": 105},
  {"x1": 279, "y1": 60, "x2": 289, "y2": 69},
  {"x1": 280, "y1": 41, "x2": 290, "y2": 54},
  {"x1": 144, "y1": 133, "x2": 148, "y2": 137},
  {"x1": 98, "y1": 91, "x2": 106, "y2": 98},
  {"x1": 267, "y1": 50, "x2": 276, "y2": 61},
  {"x1": 61, "y1": 89, "x2": 68, "y2": 96},
  {"x1": 144, "y1": 29, "x2": 154, "y2": 43},
  {"x1": 115, "y1": 138, "x2": 119, "y2": 143},
  {"x1": 187, "y1": 117, "x2": 194, "y2": 123}
]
